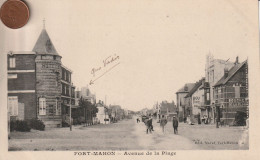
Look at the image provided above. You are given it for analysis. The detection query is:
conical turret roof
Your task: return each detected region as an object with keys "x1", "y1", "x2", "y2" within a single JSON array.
[{"x1": 32, "y1": 29, "x2": 59, "y2": 56}]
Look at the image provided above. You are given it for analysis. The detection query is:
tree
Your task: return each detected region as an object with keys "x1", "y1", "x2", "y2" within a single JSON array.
[{"x1": 79, "y1": 97, "x2": 98, "y2": 125}]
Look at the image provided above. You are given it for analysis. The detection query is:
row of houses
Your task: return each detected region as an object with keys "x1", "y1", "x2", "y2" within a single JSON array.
[
  {"x1": 140, "y1": 101, "x2": 177, "y2": 121},
  {"x1": 96, "y1": 103, "x2": 131, "y2": 124},
  {"x1": 7, "y1": 26, "x2": 129, "y2": 128},
  {"x1": 153, "y1": 101, "x2": 177, "y2": 121},
  {"x1": 176, "y1": 54, "x2": 249, "y2": 125}
]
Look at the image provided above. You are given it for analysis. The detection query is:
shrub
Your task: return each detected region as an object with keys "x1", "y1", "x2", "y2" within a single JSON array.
[
  {"x1": 29, "y1": 118, "x2": 45, "y2": 131},
  {"x1": 10, "y1": 120, "x2": 31, "y2": 132},
  {"x1": 233, "y1": 111, "x2": 247, "y2": 126},
  {"x1": 10, "y1": 121, "x2": 17, "y2": 132},
  {"x1": 73, "y1": 118, "x2": 80, "y2": 125},
  {"x1": 62, "y1": 121, "x2": 70, "y2": 127}
]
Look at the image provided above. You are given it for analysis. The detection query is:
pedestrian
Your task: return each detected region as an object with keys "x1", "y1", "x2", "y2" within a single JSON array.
[
  {"x1": 198, "y1": 113, "x2": 201, "y2": 124},
  {"x1": 136, "y1": 118, "x2": 139, "y2": 123},
  {"x1": 186, "y1": 115, "x2": 191, "y2": 124},
  {"x1": 148, "y1": 117, "x2": 154, "y2": 131},
  {"x1": 160, "y1": 115, "x2": 167, "y2": 133},
  {"x1": 144, "y1": 118, "x2": 151, "y2": 134},
  {"x1": 172, "y1": 116, "x2": 179, "y2": 134}
]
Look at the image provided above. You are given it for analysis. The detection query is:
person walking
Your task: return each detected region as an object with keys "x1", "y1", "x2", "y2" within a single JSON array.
[
  {"x1": 172, "y1": 116, "x2": 179, "y2": 134},
  {"x1": 144, "y1": 118, "x2": 151, "y2": 134},
  {"x1": 160, "y1": 115, "x2": 167, "y2": 133},
  {"x1": 198, "y1": 113, "x2": 201, "y2": 124},
  {"x1": 148, "y1": 117, "x2": 154, "y2": 131}
]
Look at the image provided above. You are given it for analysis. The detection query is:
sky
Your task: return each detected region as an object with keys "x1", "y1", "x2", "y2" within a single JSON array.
[{"x1": 0, "y1": 0, "x2": 256, "y2": 111}]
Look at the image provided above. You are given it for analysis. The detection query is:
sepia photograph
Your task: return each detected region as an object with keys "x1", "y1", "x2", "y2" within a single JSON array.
[{"x1": 0, "y1": 0, "x2": 259, "y2": 159}]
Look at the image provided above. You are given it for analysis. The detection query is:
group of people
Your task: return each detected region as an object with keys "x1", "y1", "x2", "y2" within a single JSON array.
[
  {"x1": 137, "y1": 115, "x2": 179, "y2": 134},
  {"x1": 144, "y1": 117, "x2": 154, "y2": 134},
  {"x1": 160, "y1": 115, "x2": 179, "y2": 134}
]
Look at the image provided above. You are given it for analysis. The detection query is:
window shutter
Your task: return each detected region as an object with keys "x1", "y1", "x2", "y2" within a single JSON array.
[
  {"x1": 14, "y1": 99, "x2": 18, "y2": 116},
  {"x1": 39, "y1": 98, "x2": 46, "y2": 115},
  {"x1": 12, "y1": 58, "x2": 16, "y2": 68},
  {"x1": 8, "y1": 97, "x2": 18, "y2": 116},
  {"x1": 235, "y1": 86, "x2": 240, "y2": 98},
  {"x1": 43, "y1": 98, "x2": 46, "y2": 115},
  {"x1": 8, "y1": 97, "x2": 13, "y2": 114}
]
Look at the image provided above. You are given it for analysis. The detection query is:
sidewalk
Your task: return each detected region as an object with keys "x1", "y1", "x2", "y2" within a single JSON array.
[
  {"x1": 9, "y1": 119, "x2": 141, "y2": 151},
  {"x1": 165, "y1": 122, "x2": 249, "y2": 150}
]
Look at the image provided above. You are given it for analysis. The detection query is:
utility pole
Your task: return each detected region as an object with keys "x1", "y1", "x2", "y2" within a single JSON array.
[
  {"x1": 105, "y1": 95, "x2": 107, "y2": 106},
  {"x1": 8, "y1": 111, "x2": 10, "y2": 139},
  {"x1": 70, "y1": 82, "x2": 72, "y2": 131}
]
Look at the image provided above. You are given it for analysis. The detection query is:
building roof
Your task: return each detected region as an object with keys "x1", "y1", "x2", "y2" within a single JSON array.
[
  {"x1": 185, "y1": 78, "x2": 205, "y2": 98},
  {"x1": 61, "y1": 64, "x2": 73, "y2": 73},
  {"x1": 214, "y1": 60, "x2": 247, "y2": 87},
  {"x1": 8, "y1": 51, "x2": 36, "y2": 55},
  {"x1": 160, "y1": 101, "x2": 177, "y2": 113},
  {"x1": 32, "y1": 29, "x2": 60, "y2": 56},
  {"x1": 176, "y1": 83, "x2": 195, "y2": 94}
]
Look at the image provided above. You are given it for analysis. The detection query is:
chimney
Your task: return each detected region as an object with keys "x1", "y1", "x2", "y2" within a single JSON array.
[
  {"x1": 224, "y1": 67, "x2": 229, "y2": 78},
  {"x1": 184, "y1": 84, "x2": 188, "y2": 91},
  {"x1": 235, "y1": 56, "x2": 239, "y2": 65}
]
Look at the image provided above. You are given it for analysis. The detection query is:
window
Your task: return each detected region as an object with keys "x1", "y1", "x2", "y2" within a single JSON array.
[
  {"x1": 55, "y1": 98, "x2": 59, "y2": 115},
  {"x1": 61, "y1": 69, "x2": 63, "y2": 79},
  {"x1": 65, "y1": 86, "x2": 67, "y2": 95},
  {"x1": 9, "y1": 57, "x2": 16, "y2": 68},
  {"x1": 66, "y1": 85, "x2": 70, "y2": 96},
  {"x1": 39, "y1": 98, "x2": 46, "y2": 115},
  {"x1": 64, "y1": 71, "x2": 66, "y2": 81},
  {"x1": 8, "y1": 96, "x2": 18, "y2": 116},
  {"x1": 235, "y1": 86, "x2": 240, "y2": 98},
  {"x1": 62, "y1": 83, "x2": 65, "y2": 94},
  {"x1": 207, "y1": 92, "x2": 210, "y2": 101},
  {"x1": 66, "y1": 72, "x2": 69, "y2": 82},
  {"x1": 212, "y1": 70, "x2": 214, "y2": 82},
  {"x1": 8, "y1": 74, "x2": 17, "y2": 79}
]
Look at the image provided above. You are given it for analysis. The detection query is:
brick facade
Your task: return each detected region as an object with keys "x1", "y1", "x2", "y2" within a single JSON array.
[
  {"x1": 8, "y1": 93, "x2": 37, "y2": 120},
  {"x1": 8, "y1": 54, "x2": 36, "y2": 70},
  {"x1": 8, "y1": 73, "x2": 36, "y2": 90},
  {"x1": 7, "y1": 28, "x2": 75, "y2": 128},
  {"x1": 214, "y1": 60, "x2": 248, "y2": 125},
  {"x1": 35, "y1": 55, "x2": 62, "y2": 118}
]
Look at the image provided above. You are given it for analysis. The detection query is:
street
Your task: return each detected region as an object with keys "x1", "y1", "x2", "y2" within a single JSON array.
[{"x1": 9, "y1": 117, "x2": 249, "y2": 151}]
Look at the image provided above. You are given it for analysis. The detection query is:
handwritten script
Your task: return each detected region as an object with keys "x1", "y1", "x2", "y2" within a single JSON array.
[{"x1": 89, "y1": 54, "x2": 120, "y2": 85}]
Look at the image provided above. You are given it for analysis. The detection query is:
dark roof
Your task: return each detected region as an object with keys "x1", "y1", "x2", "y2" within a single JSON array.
[
  {"x1": 214, "y1": 60, "x2": 247, "y2": 87},
  {"x1": 160, "y1": 102, "x2": 177, "y2": 113},
  {"x1": 185, "y1": 78, "x2": 205, "y2": 98},
  {"x1": 32, "y1": 29, "x2": 59, "y2": 56},
  {"x1": 176, "y1": 83, "x2": 195, "y2": 94}
]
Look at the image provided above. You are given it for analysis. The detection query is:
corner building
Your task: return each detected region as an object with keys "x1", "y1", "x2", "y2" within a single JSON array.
[
  {"x1": 7, "y1": 27, "x2": 75, "y2": 127},
  {"x1": 213, "y1": 59, "x2": 248, "y2": 125}
]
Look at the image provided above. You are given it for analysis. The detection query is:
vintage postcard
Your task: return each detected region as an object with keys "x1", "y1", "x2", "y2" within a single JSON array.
[{"x1": 0, "y1": 0, "x2": 259, "y2": 160}]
